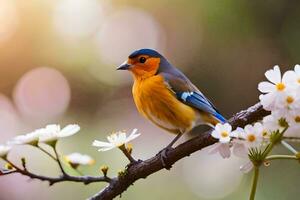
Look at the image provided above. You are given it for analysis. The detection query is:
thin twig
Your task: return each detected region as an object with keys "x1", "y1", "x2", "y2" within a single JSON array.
[
  {"x1": 119, "y1": 146, "x2": 136, "y2": 163},
  {"x1": 53, "y1": 146, "x2": 67, "y2": 175},
  {"x1": 1, "y1": 159, "x2": 111, "y2": 185},
  {"x1": 38, "y1": 146, "x2": 57, "y2": 161}
]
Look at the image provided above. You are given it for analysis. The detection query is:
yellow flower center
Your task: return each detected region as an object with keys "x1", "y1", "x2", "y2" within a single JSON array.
[
  {"x1": 286, "y1": 96, "x2": 294, "y2": 104},
  {"x1": 247, "y1": 134, "x2": 256, "y2": 142},
  {"x1": 298, "y1": 79, "x2": 300, "y2": 84},
  {"x1": 221, "y1": 131, "x2": 229, "y2": 138},
  {"x1": 295, "y1": 116, "x2": 300, "y2": 123},
  {"x1": 276, "y1": 83, "x2": 285, "y2": 91}
]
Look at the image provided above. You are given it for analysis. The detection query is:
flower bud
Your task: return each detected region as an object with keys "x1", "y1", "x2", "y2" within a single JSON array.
[
  {"x1": 4, "y1": 163, "x2": 14, "y2": 170},
  {"x1": 100, "y1": 165, "x2": 109, "y2": 176},
  {"x1": 118, "y1": 169, "x2": 126, "y2": 177}
]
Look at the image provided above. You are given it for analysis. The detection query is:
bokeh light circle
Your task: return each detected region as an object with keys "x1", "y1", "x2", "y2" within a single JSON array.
[
  {"x1": 182, "y1": 148, "x2": 244, "y2": 199},
  {"x1": 13, "y1": 67, "x2": 71, "y2": 121},
  {"x1": 53, "y1": 0, "x2": 103, "y2": 41},
  {"x1": 95, "y1": 7, "x2": 166, "y2": 65},
  {"x1": 90, "y1": 7, "x2": 166, "y2": 85},
  {"x1": 0, "y1": 0, "x2": 18, "y2": 43}
]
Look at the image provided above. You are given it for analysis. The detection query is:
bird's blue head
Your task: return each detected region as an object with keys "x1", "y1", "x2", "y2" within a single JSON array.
[{"x1": 128, "y1": 48, "x2": 162, "y2": 59}]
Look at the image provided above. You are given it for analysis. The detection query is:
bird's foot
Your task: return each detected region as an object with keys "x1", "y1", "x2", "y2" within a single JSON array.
[{"x1": 158, "y1": 146, "x2": 173, "y2": 170}]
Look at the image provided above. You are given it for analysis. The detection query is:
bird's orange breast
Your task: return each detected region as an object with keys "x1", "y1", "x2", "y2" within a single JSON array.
[{"x1": 132, "y1": 75, "x2": 197, "y2": 134}]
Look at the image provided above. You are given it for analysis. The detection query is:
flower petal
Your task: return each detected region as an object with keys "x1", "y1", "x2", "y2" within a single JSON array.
[
  {"x1": 118, "y1": 132, "x2": 127, "y2": 143},
  {"x1": 231, "y1": 127, "x2": 244, "y2": 138},
  {"x1": 126, "y1": 129, "x2": 141, "y2": 143},
  {"x1": 265, "y1": 65, "x2": 281, "y2": 84},
  {"x1": 45, "y1": 124, "x2": 61, "y2": 133},
  {"x1": 232, "y1": 142, "x2": 247, "y2": 157},
  {"x1": 214, "y1": 123, "x2": 222, "y2": 132},
  {"x1": 92, "y1": 140, "x2": 112, "y2": 147},
  {"x1": 219, "y1": 136, "x2": 230, "y2": 143},
  {"x1": 223, "y1": 123, "x2": 232, "y2": 132},
  {"x1": 218, "y1": 144, "x2": 231, "y2": 158},
  {"x1": 259, "y1": 93, "x2": 275, "y2": 111},
  {"x1": 98, "y1": 146, "x2": 115, "y2": 151},
  {"x1": 294, "y1": 64, "x2": 300, "y2": 75},
  {"x1": 60, "y1": 124, "x2": 80, "y2": 137},
  {"x1": 240, "y1": 161, "x2": 253, "y2": 173},
  {"x1": 244, "y1": 124, "x2": 253, "y2": 134},
  {"x1": 211, "y1": 130, "x2": 220, "y2": 139},
  {"x1": 258, "y1": 81, "x2": 275, "y2": 93}
]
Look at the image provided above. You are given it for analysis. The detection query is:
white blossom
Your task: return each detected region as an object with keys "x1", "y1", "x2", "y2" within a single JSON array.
[
  {"x1": 258, "y1": 65, "x2": 295, "y2": 111},
  {"x1": 240, "y1": 124, "x2": 264, "y2": 148},
  {"x1": 285, "y1": 64, "x2": 300, "y2": 88},
  {"x1": 231, "y1": 125, "x2": 266, "y2": 158},
  {"x1": 65, "y1": 153, "x2": 95, "y2": 166},
  {"x1": 263, "y1": 114, "x2": 287, "y2": 133},
  {"x1": 93, "y1": 129, "x2": 140, "y2": 151},
  {"x1": 208, "y1": 143, "x2": 231, "y2": 158},
  {"x1": 8, "y1": 130, "x2": 43, "y2": 146},
  {"x1": 39, "y1": 124, "x2": 80, "y2": 144},
  {"x1": 286, "y1": 110, "x2": 300, "y2": 129},
  {"x1": 211, "y1": 123, "x2": 233, "y2": 143},
  {"x1": 0, "y1": 145, "x2": 11, "y2": 158},
  {"x1": 276, "y1": 89, "x2": 300, "y2": 114}
]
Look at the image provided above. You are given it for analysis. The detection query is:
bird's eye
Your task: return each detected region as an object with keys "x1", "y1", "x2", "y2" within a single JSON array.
[{"x1": 139, "y1": 57, "x2": 146, "y2": 63}]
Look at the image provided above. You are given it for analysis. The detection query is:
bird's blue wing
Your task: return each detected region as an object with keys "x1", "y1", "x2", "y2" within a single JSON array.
[
  {"x1": 161, "y1": 72, "x2": 226, "y2": 123},
  {"x1": 176, "y1": 90, "x2": 226, "y2": 123}
]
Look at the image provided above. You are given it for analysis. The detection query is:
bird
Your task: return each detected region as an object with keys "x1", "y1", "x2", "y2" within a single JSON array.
[{"x1": 117, "y1": 48, "x2": 226, "y2": 168}]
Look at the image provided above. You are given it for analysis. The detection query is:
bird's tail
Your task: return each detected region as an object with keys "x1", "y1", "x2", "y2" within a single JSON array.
[
  {"x1": 204, "y1": 112, "x2": 227, "y2": 127},
  {"x1": 214, "y1": 112, "x2": 227, "y2": 124}
]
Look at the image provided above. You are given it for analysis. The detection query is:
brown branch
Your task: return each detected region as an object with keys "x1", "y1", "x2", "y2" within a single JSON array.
[
  {"x1": 1, "y1": 160, "x2": 111, "y2": 185},
  {"x1": 53, "y1": 146, "x2": 68, "y2": 176},
  {"x1": 89, "y1": 102, "x2": 269, "y2": 200}
]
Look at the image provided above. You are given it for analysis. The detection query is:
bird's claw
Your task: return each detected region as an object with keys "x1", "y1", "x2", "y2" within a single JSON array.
[{"x1": 158, "y1": 147, "x2": 173, "y2": 170}]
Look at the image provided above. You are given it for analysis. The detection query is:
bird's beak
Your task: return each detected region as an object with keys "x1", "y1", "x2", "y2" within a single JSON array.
[{"x1": 117, "y1": 61, "x2": 131, "y2": 70}]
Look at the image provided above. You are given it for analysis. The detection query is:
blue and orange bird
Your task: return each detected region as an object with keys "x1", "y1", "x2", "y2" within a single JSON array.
[{"x1": 117, "y1": 49, "x2": 226, "y2": 167}]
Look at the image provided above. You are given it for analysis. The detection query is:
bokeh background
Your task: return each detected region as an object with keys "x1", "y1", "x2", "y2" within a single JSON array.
[{"x1": 0, "y1": 0, "x2": 300, "y2": 199}]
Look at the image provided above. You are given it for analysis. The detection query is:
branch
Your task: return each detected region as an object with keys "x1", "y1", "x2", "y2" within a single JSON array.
[
  {"x1": 1, "y1": 160, "x2": 111, "y2": 185},
  {"x1": 53, "y1": 146, "x2": 68, "y2": 175},
  {"x1": 89, "y1": 102, "x2": 269, "y2": 200}
]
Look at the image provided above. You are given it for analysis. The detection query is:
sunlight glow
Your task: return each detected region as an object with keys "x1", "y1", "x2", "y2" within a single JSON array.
[
  {"x1": 0, "y1": 0, "x2": 18, "y2": 43},
  {"x1": 183, "y1": 149, "x2": 244, "y2": 199},
  {"x1": 95, "y1": 7, "x2": 166, "y2": 65},
  {"x1": 53, "y1": 0, "x2": 104, "y2": 41},
  {"x1": 13, "y1": 67, "x2": 71, "y2": 121}
]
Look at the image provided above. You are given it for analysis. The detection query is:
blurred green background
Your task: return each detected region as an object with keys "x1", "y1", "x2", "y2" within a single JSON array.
[{"x1": 0, "y1": 0, "x2": 300, "y2": 199}]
